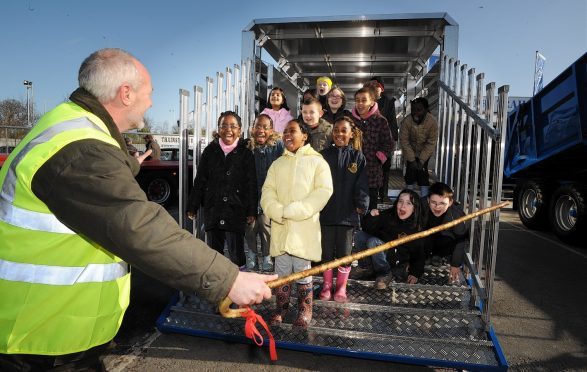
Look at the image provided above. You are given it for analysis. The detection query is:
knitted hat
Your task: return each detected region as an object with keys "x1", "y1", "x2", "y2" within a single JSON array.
[
  {"x1": 367, "y1": 76, "x2": 384, "y2": 91},
  {"x1": 316, "y1": 76, "x2": 333, "y2": 88}
]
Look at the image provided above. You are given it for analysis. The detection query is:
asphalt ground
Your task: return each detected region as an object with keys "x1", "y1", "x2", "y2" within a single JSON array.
[{"x1": 102, "y1": 207, "x2": 587, "y2": 371}]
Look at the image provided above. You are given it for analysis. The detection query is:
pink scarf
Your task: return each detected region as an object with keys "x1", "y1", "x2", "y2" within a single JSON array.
[
  {"x1": 352, "y1": 102, "x2": 379, "y2": 120},
  {"x1": 219, "y1": 137, "x2": 239, "y2": 155}
]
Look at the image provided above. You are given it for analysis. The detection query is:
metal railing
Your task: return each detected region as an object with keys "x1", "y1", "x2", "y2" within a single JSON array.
[
  {"x1": 0, "y1": 125, "x2": 30, "y2": 153},
  {"x1": 177, "y1": 60, "x2": 253, "y2": 232},
  {"x1": 435, "y1": 52, "x2": 509, "y2": 329}
]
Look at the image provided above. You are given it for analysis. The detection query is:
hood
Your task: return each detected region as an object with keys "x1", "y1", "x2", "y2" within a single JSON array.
[{"x1": 247, "y1": 131, "x2": 282, "y2": 150}]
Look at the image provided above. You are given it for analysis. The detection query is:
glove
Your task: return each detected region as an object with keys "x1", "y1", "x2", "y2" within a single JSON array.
[
  {"x1": 407, "y1": 161, "x2": 419, "y2": 171},
  {"x1": 375, "y1": 151, "x2": 387, "y2": 164}
]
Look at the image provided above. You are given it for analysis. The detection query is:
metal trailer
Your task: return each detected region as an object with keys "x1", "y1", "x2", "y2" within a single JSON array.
[
  {"x1": 505, "y1": 52, "x2": 587, "y2": 245},
  {"x1": 161, "y1": 14, "x2": 509, "y2": 370}
]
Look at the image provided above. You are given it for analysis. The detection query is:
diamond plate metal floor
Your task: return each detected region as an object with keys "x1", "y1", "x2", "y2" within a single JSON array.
[{"x1": 157, "y1": 264, "x2": 508, "y2": 370}]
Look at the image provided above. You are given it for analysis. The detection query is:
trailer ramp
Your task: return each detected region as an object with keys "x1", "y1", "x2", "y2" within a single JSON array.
[{"x1": 157, "y1": 265, "x2": 507, "y2": 370}]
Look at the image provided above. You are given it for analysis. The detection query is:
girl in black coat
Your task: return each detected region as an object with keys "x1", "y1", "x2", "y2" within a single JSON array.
[
  {"x1": 361, "y1": 189, "x2": 425, "y2": 285},
  {"x1": 319, "y1": 116, "x2": 369, "y2": 302},
  {"x1": 186, "y1": 111, "x2": 257, "y2": 268}
]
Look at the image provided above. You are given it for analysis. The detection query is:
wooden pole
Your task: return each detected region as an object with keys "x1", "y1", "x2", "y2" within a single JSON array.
[{"x1": 220, "y1": 201, "x2": 509, "y2": 318}]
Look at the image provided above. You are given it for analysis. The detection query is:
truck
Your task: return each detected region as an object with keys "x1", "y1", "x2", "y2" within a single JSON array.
[
  {"x1": 160, "y1": 14, "x2": 511, "y2": 371},
  {"x1": 505, "y1": 52, "x2": 586, "y2": 244}
]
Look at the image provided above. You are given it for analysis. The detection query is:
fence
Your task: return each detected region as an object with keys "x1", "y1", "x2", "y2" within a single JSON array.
[
  {"x1": 0, "y1": 125, "x2": 30, "y2": 153},
  {"x1": 435, "y1": 52, "x2": 509, "y2": 328}
]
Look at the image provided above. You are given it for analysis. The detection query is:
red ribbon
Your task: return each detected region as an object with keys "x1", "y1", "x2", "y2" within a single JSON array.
[{"x1": 241, "y1": 307, "x2": 277, "y2": 361}]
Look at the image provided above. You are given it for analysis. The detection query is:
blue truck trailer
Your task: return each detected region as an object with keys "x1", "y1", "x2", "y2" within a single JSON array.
[{"x1": 505, "y1": 52, "x2": 586, "y2": 244}]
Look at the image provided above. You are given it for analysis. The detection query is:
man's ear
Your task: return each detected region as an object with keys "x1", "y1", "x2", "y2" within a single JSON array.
[{"x1": 119, "y1": 84, "x2": 133, "y2": 106}]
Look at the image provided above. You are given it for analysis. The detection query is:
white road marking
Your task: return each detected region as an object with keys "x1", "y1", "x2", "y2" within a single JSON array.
[{"x1": 105, "y1": 330, "x2": 161, "y2": 371}]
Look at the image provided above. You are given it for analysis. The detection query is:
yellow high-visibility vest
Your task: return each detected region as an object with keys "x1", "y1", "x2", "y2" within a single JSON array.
[{"x1": 0, "y1": 102, "x2": 130, "y2": 355}]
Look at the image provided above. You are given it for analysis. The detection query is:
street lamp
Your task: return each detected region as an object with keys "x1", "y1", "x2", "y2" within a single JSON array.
[{"x1": 23, "y1": 80, "x2": 33, "y2": 126}]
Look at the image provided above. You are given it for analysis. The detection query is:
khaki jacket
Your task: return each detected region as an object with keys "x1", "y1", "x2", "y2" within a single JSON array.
[{"x1": 399, "y1": 112, "x2": 439, "y2": 163}]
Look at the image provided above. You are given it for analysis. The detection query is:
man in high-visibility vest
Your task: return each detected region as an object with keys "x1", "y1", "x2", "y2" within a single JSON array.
[{"x1": 0, "y1": 48, "x2": 276, "y2": 371}]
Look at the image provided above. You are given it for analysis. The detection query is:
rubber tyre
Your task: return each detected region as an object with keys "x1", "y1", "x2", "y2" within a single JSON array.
[
  {"x1": 549, "y1": 184, "x2": 586, "y2": 245},
  {"x1": 517, "y1": 180, "x2": 549, "y2": 230},
  {"x1": 145, "y1": 176, "x2": 174, "y2": 205}
]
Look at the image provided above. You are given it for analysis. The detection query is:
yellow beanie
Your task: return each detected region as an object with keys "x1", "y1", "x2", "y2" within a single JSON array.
[{"x1": 317, "y1": 76, "x2": 333, "y2": 88}]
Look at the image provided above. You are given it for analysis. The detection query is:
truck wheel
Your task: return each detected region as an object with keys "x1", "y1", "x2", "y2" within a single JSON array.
[
  {"x1": 145, "y1": 176, "x2": 174, "y2": 205},
  {"x1": 549, "y1": 184, "x2": 586, "y2": 245},
  {"x1": 517, "y1": 180, "x2": 549, "y2": 230}
]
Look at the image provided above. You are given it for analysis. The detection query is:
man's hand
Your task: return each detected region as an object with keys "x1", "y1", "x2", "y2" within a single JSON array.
[
  {"x1": 406, "y1": 275, "x2": 418, "y2": 284},
  {"x1": 246, "y1": 216, "x2": 255, "y2": 224},
  {"x1": 449, "y1": 266, "x2": 461, "y2": 283},
  {"x1": 369, "y1": 209, "x2": 380, "y2": 217},
  {"x1": 137, "y1": 149, "x2": 153, "y2": 164},
  {"x1": 228, "y1": 271, "x2": 277, "y2": 306},
  {"x1": 186, "y1": 211, "x2": 197, "y2": 220}
]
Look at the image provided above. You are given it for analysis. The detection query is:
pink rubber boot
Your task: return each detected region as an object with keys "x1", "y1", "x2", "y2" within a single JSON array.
[
  {"x1": 333, "y1": 266, "x2": 351, "y2": 303},
  {"x1": 319, "y1": 269, "x2": 333, "y2": 301}
]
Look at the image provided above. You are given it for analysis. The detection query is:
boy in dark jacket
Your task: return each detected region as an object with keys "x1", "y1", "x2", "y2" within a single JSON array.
[
  {"x1": 186, "y1": 111, "x2": 257, "y2": 268},
  {"x1": 422, "y1": 182, "x2": 469, "y2": 283}
]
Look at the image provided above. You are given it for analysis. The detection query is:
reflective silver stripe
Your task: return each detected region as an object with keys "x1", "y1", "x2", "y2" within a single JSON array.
[
  {"x1": 2, "y1": 116, "x2": 107, "y2": 202},
  {"x1": 0, "y1": 198, "x2": 74, "y2": 234},
  {"x1": 0, "y1": 259, "x2": 128, "y2": 285},
  {"x1": 0, "y1": 115, "x2": 107, "y2": 233}
]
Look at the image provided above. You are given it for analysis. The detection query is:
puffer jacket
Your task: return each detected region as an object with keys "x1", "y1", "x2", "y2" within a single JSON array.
[
  {"x1": 187, "y1": 138, "x2": 257, "y2": 233},
  {"x1": 320, "y1": 144, "x2": 369, "y2": 227},
  {"x1": 247, "y1": 132, "x2": 284, "y2": 214},
  {"x1": 399, "y1": 112, "x2": 439, "y2": 163},
  {"x1": 261, "y1": 144, "x2": 333, "y2": 262}
]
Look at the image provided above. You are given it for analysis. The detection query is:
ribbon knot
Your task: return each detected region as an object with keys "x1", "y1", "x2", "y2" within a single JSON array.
[{"x1": 241, "y1": 307, "x2": 277, "y2": 361}]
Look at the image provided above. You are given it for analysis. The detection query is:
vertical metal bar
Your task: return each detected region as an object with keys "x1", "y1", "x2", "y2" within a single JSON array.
[
  {"x1": 477, "y1": 82, "x2": 496, "y2": 285},
  {"x1": 225, "y1": 67, "x2": 233, "y2": 115},
  {"x1": 439, "y1": 54, "x2": 451, "y2": 182},
  {"x1": 233, "y1": 64, "x2": 241, "y2": 113},
  {"x1": 434, "y1": 51, "x2": 446, "y2": 177},
  {"x1": 178, "y1": 89, "x2": 190, "y2": 230},
  {"x1": 454, "y1": 64, "x2": 467, "y2": 203},
  {"x1": 205, "y1": 77, "x2": 214, "y2": 146},
  {"x1": 462, "y1": 68, "x2": 475, "y2": 211},
  {"x1": 192, "y1": 86, "x2": 203, "y2": 239},
  {"x1": 448, "y1": 59, "x2": 460, "y2": 187},
  {"x1": 483, "y1": 84, "x2": 509, "y2": 328},
  {"x1": 441, "y1": 58, "x2": 455, "y2": 183},
  {"x1": 216, "y1": 72, "x2": 224, "y2": 115},
  {"x1": 469, "y1": 73, "x2": 484, "y2": 278}
]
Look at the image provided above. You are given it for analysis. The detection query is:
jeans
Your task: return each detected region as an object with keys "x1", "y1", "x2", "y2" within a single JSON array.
[{"x1": 353, "y1": 230, "x2": 390, "y2": 275}]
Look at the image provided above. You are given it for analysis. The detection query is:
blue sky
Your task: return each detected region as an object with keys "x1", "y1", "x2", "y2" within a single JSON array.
[{"x1": 1, "y1": 0, "x2": 585, "y2": 128}]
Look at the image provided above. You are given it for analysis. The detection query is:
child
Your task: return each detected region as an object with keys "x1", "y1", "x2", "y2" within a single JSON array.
[
  {"x1": 297, "y1": 88, "x2": 319, "y2": 122},
  {"x1": 316, "y1": 76, "x2": 332, "y2": 108},
  {"x1": 399, "y1": 97, "x2": 438, "y2": 197},
  {"x1": 319, "y1": 116, "x2": 369, "y2": 302},
  {"x1": 355, "y1": 189, "x2": 424, "y2": 288},
  {"x1": 260, "y1": 87, "x2": 293, "y2": 134},
  {"x1": 422, "y1": 182, "x2": 468, "y2": 283},
  {"x1": 351, "y1": 87, "x2": 393, "y2": 209},
  {"x1": 322, "y1": 86, "x2": 353, "y2": 125},
  {"x1": 186, "y1": 111, "x2": 257, "y2": 268},
  {"x1": 301, "y1": 97, "x2": 333, "y2": 152},
  {"x1": 245, "y1": 114, "x2": 284, "y2": 271},
  {"x1": 261, "y1": 120, "x2": 333, "y2": 328}
]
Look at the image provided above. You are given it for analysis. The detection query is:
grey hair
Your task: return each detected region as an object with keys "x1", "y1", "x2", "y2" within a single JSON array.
[{"x1": 78, "y1": 48, "x2": 142, "y2": 103}]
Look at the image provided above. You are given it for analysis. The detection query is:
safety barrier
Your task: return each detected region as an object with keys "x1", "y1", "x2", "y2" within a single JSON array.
[{"x1": 435, "y1": 52, "x2": 509, "y2": 328}]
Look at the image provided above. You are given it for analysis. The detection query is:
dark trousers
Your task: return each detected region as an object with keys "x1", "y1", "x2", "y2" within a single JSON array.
[
  {"x1": 0, "y1": 342, "x2": 111, "y2": 372},
  {"x1": 321, "y1": 225, "x2": 354, "y2": 262},
  {"x1": 368, "y1": 188, "x2": 379, "y2": 210},
  {"x1": 404, "y1": 159, "x2": 430, "y2": 186},
  {"x1": 379, "y1": 158, "x2": 391, "y2": 198},
  {"x1": 206, "y1": 228, "x2": 246, "y2": 267}
]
